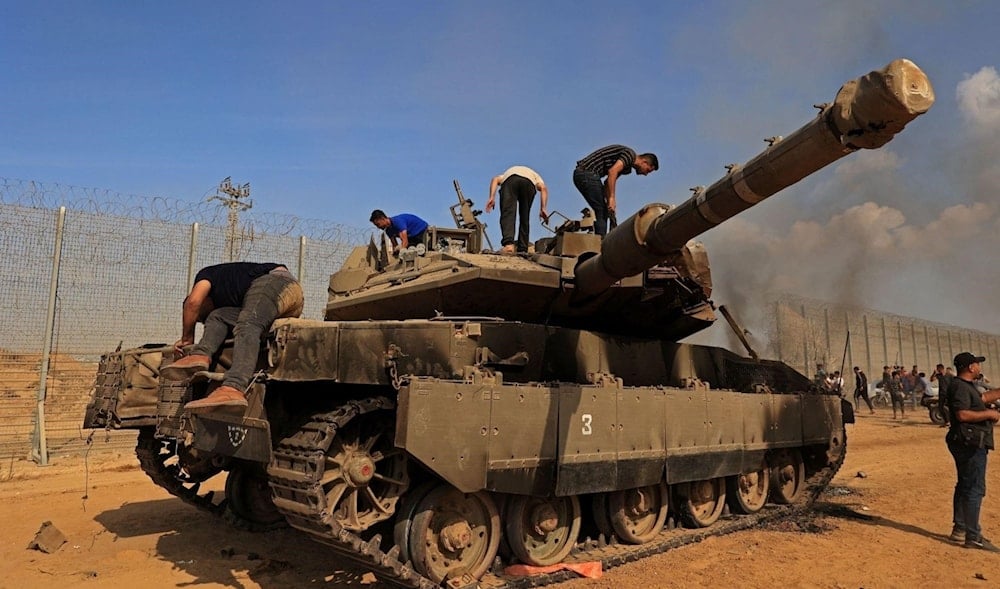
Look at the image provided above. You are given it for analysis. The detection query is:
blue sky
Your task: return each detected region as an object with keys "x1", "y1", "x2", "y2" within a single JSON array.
[{"x1": 3, "y1": 1, "x2": 1000, "y2": 335}]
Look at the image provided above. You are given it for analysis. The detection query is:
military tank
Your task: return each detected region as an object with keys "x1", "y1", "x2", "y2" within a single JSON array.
[{"x1": 84, "y1": 59, "x2": 933, "y2": 588}]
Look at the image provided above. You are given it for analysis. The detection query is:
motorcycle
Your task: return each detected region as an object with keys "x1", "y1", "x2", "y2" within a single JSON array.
[{"x1": 920, "y1": 393, "x2": 947, "y2": 425}]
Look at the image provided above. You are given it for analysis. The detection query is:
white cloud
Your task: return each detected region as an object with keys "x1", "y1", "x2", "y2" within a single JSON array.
[{"x1": 957, "y1": 66, "x2": 1000, "y2": 130}]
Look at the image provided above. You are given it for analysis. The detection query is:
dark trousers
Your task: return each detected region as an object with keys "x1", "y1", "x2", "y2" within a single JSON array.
[
  {"x1": 573, "y1": 168, "x2": 608, "y2": 236},
  {"x1": 854, "y1": 388, "x2": 874, "y2": 412},
  {"x1": 949, "y1": 442, "x2": 988, "y2": 540},
  {"x1": 192, "y1": 272, "x2": 303, "y2": 391},
  {"x1": 890, "y1": 392, "x2": 905, "y2": 416},
  {"x1": 499, "y1": 175, "x2": 536, "y2": 252}
]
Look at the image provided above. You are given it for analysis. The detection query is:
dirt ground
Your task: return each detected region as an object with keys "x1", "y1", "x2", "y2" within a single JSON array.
[{"x1": 4, "y1": 411, "x2": 1000, "y2": 589}]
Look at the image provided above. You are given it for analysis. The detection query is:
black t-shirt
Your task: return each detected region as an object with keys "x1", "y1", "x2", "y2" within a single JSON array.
[
  {"x1": 194, "y1": 262, "x2": 282, "y2": 308},
  {"x1": 948, "y1": 377, "x2": 994, "y2": 449},
  {"x1": 855, "y1": 371, "x2": 868, "y2": 393},
  {"x1": 936, "y1": 373, "x2": 953, "y2": 404}
]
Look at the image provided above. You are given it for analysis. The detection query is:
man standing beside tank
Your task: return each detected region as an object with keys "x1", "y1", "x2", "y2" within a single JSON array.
[
  {"x1": 370, "y1": 210, "x2": 429, "y2": 255},
  {"x1": 945, "y1": 352, "x2": 1000, "y2": 552},
  {"x1": 486, "y1": 165, "x2": 549, "y2": 254},
  {"x1": 161, "y1": 262, "x2": 304, "y2": 411},
  {"x1": 573, "y1": 145, "x2": 658, "y2": 237}
]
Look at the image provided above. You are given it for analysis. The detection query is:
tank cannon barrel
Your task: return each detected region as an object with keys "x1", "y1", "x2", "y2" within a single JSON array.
[{"x1": 573, "y1": 58, "x2": 934, "y2": 301}]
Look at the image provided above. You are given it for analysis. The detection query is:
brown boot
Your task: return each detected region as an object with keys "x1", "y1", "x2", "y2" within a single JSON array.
[
  {"x1": 184, "y1": 386, "x2": 247, "y2": 412},
  {"x1": 161, "y1": 354, "x2": 211, "y2": 381}
]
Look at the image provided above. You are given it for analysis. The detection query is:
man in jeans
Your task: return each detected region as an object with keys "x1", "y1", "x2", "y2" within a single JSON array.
[
  {"x1": 161, "y1": 262, "x2": 304, "y2": 411},
  {"x1": 946, "y1": 352, "x2": 1000, "y2": 551},
  {"x1": 572, "y1": 145, "x2": 658, "y2": 237}
]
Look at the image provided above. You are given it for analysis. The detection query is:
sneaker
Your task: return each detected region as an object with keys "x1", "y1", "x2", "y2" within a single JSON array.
[
  {"x1": 950, "y1": 527, "x2": 966, "y2": 542},
  {"x1": 161, "y1": 354, "x2": 211, "y2": 381},
  {"x1": 965, "y1": 536, "x2": 1000, "y2": 553},
  {"x1": 184, "y1": 385, "x2": 248, "y2": 412}
]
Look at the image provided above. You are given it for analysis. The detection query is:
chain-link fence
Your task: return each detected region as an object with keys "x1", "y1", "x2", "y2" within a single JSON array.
[{"x1": 0, "y1": 178, "x2": 370, "y2": 462}]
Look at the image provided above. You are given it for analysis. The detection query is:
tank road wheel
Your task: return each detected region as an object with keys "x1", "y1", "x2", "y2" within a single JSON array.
[
  {"x1": 506, "y1": 495, "x2": 581, "y2": 566},
  {"x1": 768, "y1": 448, "x2": 806, "y2": 504},
  {"x1": 608, "y1": 483, "x2": 668, "y2": 544},
  {"x1": 591, "y1": 494, "x2": 615, "y2": 539},
  {"x1": 392, "y1": 482, "x2": 437, "y2": 565},
  {"x1": 677, "y1": 478, "x2": 726, "y2": 528},
  {"x1": 224, "y1": 461, "x2": 286, "y2": 531},
  {"x1": 320, "y1": 414, "x2": 409, "y2": 531},
  {"x1": 726, "y1": 459, "x2": 771, "y2": 515},
  {"x1": 409, "y1": 486, "x2": 501, "y2": 583}
]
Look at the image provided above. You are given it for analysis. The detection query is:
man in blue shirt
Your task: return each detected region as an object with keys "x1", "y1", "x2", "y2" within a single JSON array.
[{"x1": 370, "y1": 209, "x2": 429, "y2": 255}]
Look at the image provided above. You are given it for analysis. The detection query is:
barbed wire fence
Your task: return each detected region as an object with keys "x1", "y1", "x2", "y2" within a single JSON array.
[{"x1": 0, "y1": 177, "x2": 373, "y2": 462}]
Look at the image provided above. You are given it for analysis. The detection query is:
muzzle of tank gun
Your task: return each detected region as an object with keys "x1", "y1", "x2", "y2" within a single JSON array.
[{"x1": 571, "y1": 58, "x2": 934, "y2": 304}]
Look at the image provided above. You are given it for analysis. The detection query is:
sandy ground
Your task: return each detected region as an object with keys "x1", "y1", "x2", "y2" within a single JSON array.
[{"x1": 3, "y1": 411, "x2": 1000, "y2": 589}]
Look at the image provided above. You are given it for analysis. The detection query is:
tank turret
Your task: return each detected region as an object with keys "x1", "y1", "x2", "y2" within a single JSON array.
[{"x1": 327, "y1": 59, "x2": 933, "y2": 340}]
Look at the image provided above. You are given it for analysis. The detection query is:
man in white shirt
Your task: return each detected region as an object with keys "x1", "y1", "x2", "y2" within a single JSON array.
[{"x1": 487, "y1": 165, "x2": 549, "y2": 254}]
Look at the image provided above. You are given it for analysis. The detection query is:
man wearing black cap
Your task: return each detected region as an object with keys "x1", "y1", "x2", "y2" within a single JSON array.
[{"x1": 945, "y1": 352, "x2": 1000, "y2": 551}]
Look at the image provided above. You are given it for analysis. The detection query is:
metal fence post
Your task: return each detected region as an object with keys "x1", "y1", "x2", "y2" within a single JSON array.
[
  {"x1": 774, "y1": 301, "x2": 782, "y2": 362},
  {"x1": 801, "y1": 304, "x2": 809, "y2": 374},
  {"x1": 298, "y1": 235, "x2": 306, "y2": 283},
  {"x1": 863, "y1": 314, "x2": 872, "y2": 378},
  {"x1": 33, "y1": 206, "x2": 66, "y2": 465},
  {"x1": 187, "y1": 222, "x2": 199, "y2": 289}
]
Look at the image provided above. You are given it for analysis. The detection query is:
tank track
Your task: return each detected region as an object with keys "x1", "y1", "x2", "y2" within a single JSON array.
[
  {"x1": 135, "y1": 427, "x2": 227, "y2": 517},
  {"x1": 265, "y1": 397, "x2": 847, "y2": 589},
  {"x1": 135, "y1": 427, "x2": 287, "y2": 532}
]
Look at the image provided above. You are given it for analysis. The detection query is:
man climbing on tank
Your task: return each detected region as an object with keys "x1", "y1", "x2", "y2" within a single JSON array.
[
  {"x1": 486, "y1": 165, "x2": 549, "y2": 254},
  {"x1": 160, "y1": 262, "x2": 304, "y2": 411},
  {"x1": 370, "y1": 209, "x2": 429, "y2": 255},
  {"x1": 572, "y1": 145, "x2": 658, "y2": 237}
]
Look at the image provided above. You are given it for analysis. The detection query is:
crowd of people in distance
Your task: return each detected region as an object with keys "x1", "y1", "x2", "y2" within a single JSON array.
[{"x1": 816, "y1": 361, "x2": 991, "y2": 421}]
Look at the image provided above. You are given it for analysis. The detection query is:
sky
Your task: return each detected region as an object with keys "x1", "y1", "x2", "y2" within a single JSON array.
[{"x1": 2, "y1": 1, "x2": 999, "y2": 338}]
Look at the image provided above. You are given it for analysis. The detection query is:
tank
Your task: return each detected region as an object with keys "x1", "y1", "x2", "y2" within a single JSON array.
[{"x1": 84, "y1": 59, "x2": 933, "y2": 588}]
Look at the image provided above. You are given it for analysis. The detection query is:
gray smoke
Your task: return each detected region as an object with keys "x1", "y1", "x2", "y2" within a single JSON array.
[{"x1": 696, "y1": 66, "x2": 1000, "y2": 350}]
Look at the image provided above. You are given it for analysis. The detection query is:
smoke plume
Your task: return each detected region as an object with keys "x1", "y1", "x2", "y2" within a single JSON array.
[{"x1": 698, "y1": 66, "x2": 1000, "y2": 349}]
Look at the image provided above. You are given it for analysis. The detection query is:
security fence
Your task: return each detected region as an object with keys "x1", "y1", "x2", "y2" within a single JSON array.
[
  {"x1": 770, "y1": 296, "x2": 1000, "y2": 389},
  {"x1": 0, "y1": 178, "x2": 369, "y2": 462}
]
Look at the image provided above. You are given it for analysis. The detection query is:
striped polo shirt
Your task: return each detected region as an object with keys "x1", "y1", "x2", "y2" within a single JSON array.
[{"x1": 575, "y1": 145, "x2": 636, "y2": 178}]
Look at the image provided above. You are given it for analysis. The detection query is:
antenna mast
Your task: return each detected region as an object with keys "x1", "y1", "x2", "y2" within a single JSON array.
[{"x1": 208, "y1": 177, "x2": 252, "y2": 261}]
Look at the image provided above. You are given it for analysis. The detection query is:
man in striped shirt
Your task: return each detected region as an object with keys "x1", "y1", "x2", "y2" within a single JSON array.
[{"x1": 573, "y1": 145, "x2": 659, "y2": 236}]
